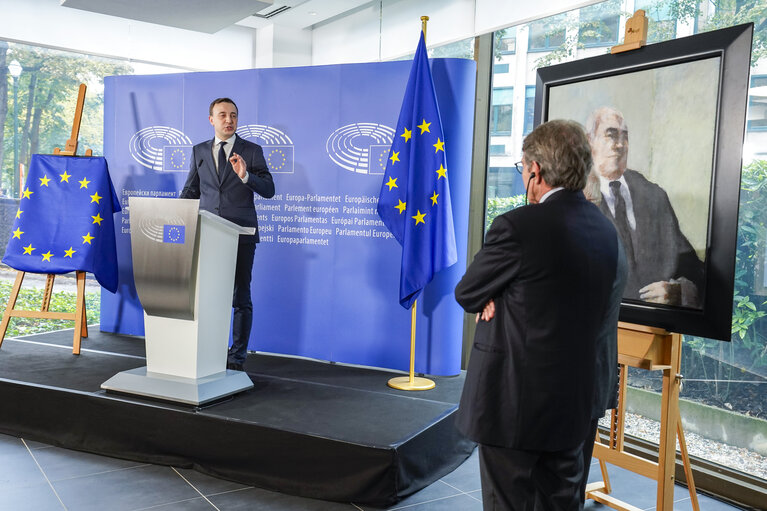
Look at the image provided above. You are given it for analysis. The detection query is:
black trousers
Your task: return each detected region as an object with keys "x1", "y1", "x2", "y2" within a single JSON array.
[
  {"x1": 478, "y1": 418, "x2": 600, "y2": 511},
  {"x1": 228, "y1": 241, "x2": 256, "y2": 365}
]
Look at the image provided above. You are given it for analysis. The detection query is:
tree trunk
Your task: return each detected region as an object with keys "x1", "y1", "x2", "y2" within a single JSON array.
[
  {"x1": 29, "y1": 88, "x2": 54, "y2": 157},
  {"x1": 0, "y1": 41, "x2": 9, "y2": 193},
  {"x1": 20, "y1": 70, "x2": 37, "y2": 168}
]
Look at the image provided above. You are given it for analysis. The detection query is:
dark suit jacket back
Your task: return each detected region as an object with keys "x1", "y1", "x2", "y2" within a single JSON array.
[
  {"x1": 180, "y1": 135, "x2": 275, "y2": 243},
  {"x1": 455, "y1": 190, "x2": 626, "y2": 451}
]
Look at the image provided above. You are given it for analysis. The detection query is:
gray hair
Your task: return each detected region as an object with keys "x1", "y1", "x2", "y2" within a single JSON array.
[{"x1": 522, "y1": 119, "x2": 592, "y2": 191}]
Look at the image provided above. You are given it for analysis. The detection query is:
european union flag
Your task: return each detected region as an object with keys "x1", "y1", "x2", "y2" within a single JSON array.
[
  {"x1": 2, "y1": 155, "x2": 121, "y2": 292},
  {"x1": 163, "y1": 224, "x2": 185, "y2": 244},
  {"x1": 162, "y1": 145, "x2": 193, "y2": 172},
  {"x1": 377, "y1": 32, "x2": 457, "y2": 309}
]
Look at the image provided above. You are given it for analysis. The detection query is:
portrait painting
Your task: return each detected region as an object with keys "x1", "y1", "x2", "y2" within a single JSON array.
[{"x1": 535, "y1": 24, "x2": 753, "y2": 340}]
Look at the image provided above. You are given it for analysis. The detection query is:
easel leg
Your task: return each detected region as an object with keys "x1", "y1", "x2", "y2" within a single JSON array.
[
  {"x1": 677, "y1": 412, "x2": 700, "y2": 511},
  {"x1": 596, "y1": 428, "x2": 612, "y2": 494},
  {"x1": 72, "y1": 271, "x2": 87, "y2": 354},
  {"x1": 657, "y1": 334, "x2": 682, "y2": 510},
  {"x1": 0, "y1": 272, "x2": 25, "y2": 348}
]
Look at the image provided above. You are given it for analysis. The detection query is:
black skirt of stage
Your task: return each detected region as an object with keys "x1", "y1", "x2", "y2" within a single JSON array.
[{"x1": 0, "y1": 329, "x2": 474, "y2": 506}]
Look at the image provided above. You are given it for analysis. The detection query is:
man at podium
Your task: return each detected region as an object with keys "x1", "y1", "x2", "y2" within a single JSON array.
[{"x1": 180, "y1": 98, "x2": 275, "y2": 371}]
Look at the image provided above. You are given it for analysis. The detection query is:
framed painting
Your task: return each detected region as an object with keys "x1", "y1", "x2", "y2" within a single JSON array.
[{"x1": 535, "y1": 23, "x2": 753, "y2": 340}]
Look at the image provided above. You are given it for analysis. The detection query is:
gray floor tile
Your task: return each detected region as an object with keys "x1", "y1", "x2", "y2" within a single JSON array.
[
  {"x1": 52, "y1": 464, "x2": 200, "y2": 511},
  {"x1": 132, "y1": 497, "x2": 218, "y2": 511},
  {"x1": 359, "y1": 480, "x2": 465, "y2": 511},
  {"x1": 24, "y1": 439, "x2": 56, "y2": 450},
  {"x1": 0, "y1": 450, "x2": 48, "y2": 491},
  {"x1": 0, "y1": 433, "x2": 28, "y2": 456},
  {"x1": 388, "y1": 492, "x2": 483, "y2": 511},
  {"x1": 439, "y1": 448, "x2": 480, "y2": 493},
  {"x1": 208, "y1": 486, "x2": 355, "y2": 510},
  {"x1": 173, "y1": 467, "x2": 250, "y2": 496},
  {"x1": 32, "y1": 445, "x2": 146, "y2": 482},
  {"x1": 0, "y1": 480, "x2": 65, "y2": 511}
]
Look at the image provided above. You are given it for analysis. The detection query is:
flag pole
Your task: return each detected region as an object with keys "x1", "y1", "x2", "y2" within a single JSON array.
[{"x1": 388, "y1": 16, "x2": 436, "y2": 392}]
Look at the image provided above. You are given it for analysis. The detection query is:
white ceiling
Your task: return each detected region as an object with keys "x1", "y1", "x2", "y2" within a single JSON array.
[{"x1": 60, "y1": 0, "x2": 375, "y2": 33}]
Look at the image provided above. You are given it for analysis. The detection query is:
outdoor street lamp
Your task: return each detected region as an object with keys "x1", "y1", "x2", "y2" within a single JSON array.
[{"x1": 8, "y1": 59, "x2": 22, "y2": 197}]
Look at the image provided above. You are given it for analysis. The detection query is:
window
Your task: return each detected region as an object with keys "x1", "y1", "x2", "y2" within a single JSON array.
[
  {"x1": 493, "y1": 63, "x2": 509, "y2": 74},
  {"x1": 496, "y1": 27, "x2": 517, "y2": 54},
  {"x1": 578, "y1": 0, "x2": 621, "y2": 47},
  {"x1": 490, "y1": 87, "x2": 513, "y2": 135},
  {"x1": 636, "y1": 0, "x2": 677, "y2": 42},
  {"x1": 747, "y1": 75, "x2": 767, "y2": 131},
  {"x1": 528, "y1": 14, "x2": 567, "y2": 52},
  {"x1": 523, "y1": 86, "x2": 536, "y2": 136}
]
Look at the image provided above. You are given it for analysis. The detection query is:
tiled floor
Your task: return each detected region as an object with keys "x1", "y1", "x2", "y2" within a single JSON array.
[{"x1": 0, "y1": 432, "x2": 743, "y2": 511}]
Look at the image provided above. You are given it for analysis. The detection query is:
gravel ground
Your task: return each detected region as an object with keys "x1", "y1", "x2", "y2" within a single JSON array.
[
  {"x1": 0, "y1": 265, "x2": 101, "y2": 293},
  {"x1": 599, "y1": 412, "x2": 767, "y2": 480}
]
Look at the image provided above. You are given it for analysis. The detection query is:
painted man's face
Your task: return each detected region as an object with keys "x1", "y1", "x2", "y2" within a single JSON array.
[{"x1": 590, "y1": 112, "x2": 628, "y2": 181}]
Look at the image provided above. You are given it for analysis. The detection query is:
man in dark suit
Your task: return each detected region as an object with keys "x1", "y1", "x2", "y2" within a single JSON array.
[
  {"x1": 586, "y1": 106, "x2": 704, "y2": 308},
  {"x1": 180, "y1": 98, "x2": 275, "y2": 371},
  {"x1": 455, "y1": 120, "x2": 627, "y2": 510}
]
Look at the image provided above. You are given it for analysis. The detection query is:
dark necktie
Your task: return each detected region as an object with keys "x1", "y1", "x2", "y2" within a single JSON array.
[
  {"x1": 609, "y1": 180, "x2": 635, "y2": 264},
  {"x1": 217, "y1": 141, "x2": 227, "y2": 176}
]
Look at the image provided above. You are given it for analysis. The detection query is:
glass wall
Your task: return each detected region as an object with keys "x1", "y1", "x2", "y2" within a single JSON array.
[
  {"x1": 1, "y1": 41, "x2": 186, "y2": 198},
  {"x1": 485, "y1": 0, "x2": 767, "y2": 484}
]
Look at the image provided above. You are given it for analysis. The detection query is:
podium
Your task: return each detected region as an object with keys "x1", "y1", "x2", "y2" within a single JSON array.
[{"x1": 102, "y1": 197, "x2": 254, "y2": 405}]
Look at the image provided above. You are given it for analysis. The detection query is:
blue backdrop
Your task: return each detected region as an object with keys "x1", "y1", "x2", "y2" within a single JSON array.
[{"x1": 102, "y1": 59, "x2": 476, "y2": 375}]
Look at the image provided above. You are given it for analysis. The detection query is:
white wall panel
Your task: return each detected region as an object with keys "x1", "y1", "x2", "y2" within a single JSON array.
[
  {"x1": 0, "y1": 0, "x2": 256, "y2": 71},
  {"x1": 311, "y1": 3, "x2": 381, "y2": 66}
]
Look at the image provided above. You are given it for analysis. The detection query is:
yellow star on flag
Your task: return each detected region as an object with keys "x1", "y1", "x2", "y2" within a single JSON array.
[
  {"x1": 430, "y1": 192, "x2": 439, "y2": 205},
  {"x1": 90, "y1": 192, "x2": 102, "y2": 204},
  {"x1": 395, "y1": 199, "x2": 407, "y2": 214},
  {"x1": 412, "y1": 210, "x2": 426, "y2": 225},
  {"x1": 22, "y1": 188, "x2": 33, "y2": 199},
  {"x1": 389, "y1": 151, "x2": 400, "y2": 165},
  {"x1": 82, "y1": 232, "x2": 95, "y2": 244},
  {"x1": 433, "y1": 138, "x2": 445, "y2": 153},
  {"x1": 15, "y1": 209, "x2": 22, "y2": 219},
  {"x1": 79, "y1": 177, "x2": 90, "y2": 189},
  {"x1": 417, "y1": 119, "x2": 431, "y2": 134},
  {"x1": 64, "y1": 247, "x2": 76, "y2": 258},
  {"x1": 400, "y1": 127, "x2": 412, "y2": 142},
  {"x1": 60, "y1": 171, "x2": 71, "y2": 182},
  {"x1": 41, "y1": 251, "x2": 53, "y2": 262},
  {"x1": 92, "y1": 213, "x2": 103, "y2": 225},
  {"x1": 385, "y1": 177, "x2": 398, "y2": 191},
  {"x1": 23, "y1": 244, "x2": 35, "y2": 255},
  {"x1": 436, "y1": 164, "x2": 447, "y2": 179},
  {"x1": 39, "y1": 175, "x2": 51, "y2": 187},
  {"x1": 12, "y1": 228, "x2": 23, "y2": 239}
]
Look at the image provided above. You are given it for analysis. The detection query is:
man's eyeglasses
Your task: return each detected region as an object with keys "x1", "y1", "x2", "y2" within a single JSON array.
[{"x1": 514, "y1": 161, "x2": 523, "y2": 174}]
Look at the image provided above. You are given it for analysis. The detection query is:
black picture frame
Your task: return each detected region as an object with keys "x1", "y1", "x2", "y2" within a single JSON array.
[{"x1": 535, "y1": 24, "x2": 753, "y2": 341}]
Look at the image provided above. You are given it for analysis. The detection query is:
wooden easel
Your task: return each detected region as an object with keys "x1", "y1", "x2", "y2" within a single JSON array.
[
  {"x1": 586, "y1": 322, "x2": 700, "y2": 511},
  {"x1": 0, "y1": 84, "x2": 92, "y2": 355}
]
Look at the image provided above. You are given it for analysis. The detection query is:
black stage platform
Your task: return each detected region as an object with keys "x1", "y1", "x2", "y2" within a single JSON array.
[{"x1": 0, "y1": 328, "x2": 474, "y2": 506}]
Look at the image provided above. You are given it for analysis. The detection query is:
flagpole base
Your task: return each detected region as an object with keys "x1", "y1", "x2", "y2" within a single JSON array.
[{"x1": 387, "y1": 376, "x2": 435, "y2": 391}]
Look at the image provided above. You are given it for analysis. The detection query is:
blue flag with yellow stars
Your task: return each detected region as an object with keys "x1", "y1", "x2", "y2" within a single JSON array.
[
  {"x1": 3, "y1": 155, "x2": 121, "y2": 293},
  {"x1": 377, "y1": 32, "x2": 458, "y2": 309}
]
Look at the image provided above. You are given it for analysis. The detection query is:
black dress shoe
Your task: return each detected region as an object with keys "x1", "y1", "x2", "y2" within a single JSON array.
[{"x1": 227, "y1": 362, "x2": 245, "y2": 372}]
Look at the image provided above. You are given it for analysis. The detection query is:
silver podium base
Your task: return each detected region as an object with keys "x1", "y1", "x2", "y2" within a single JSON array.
[{"x1": 101, "y1": 366, "x2": 253, "y2": 406}]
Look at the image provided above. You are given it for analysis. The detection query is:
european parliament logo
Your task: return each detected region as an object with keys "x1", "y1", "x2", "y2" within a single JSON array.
[
  {"x1": 162, "y1": 224, "x2": 185, "y2": 244},
  {"x1": 129, "y1": 126, "x2": 192, "y2": 172},
  {"x1": 326, "y1": 123, "x2": 395, "y2": 175},
  {"x1": 137, "y1": 215, "x2": 186, "y2": 243},
  {"x1": 237, "y1": 125, "x2": 295, "y2": 174}
]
